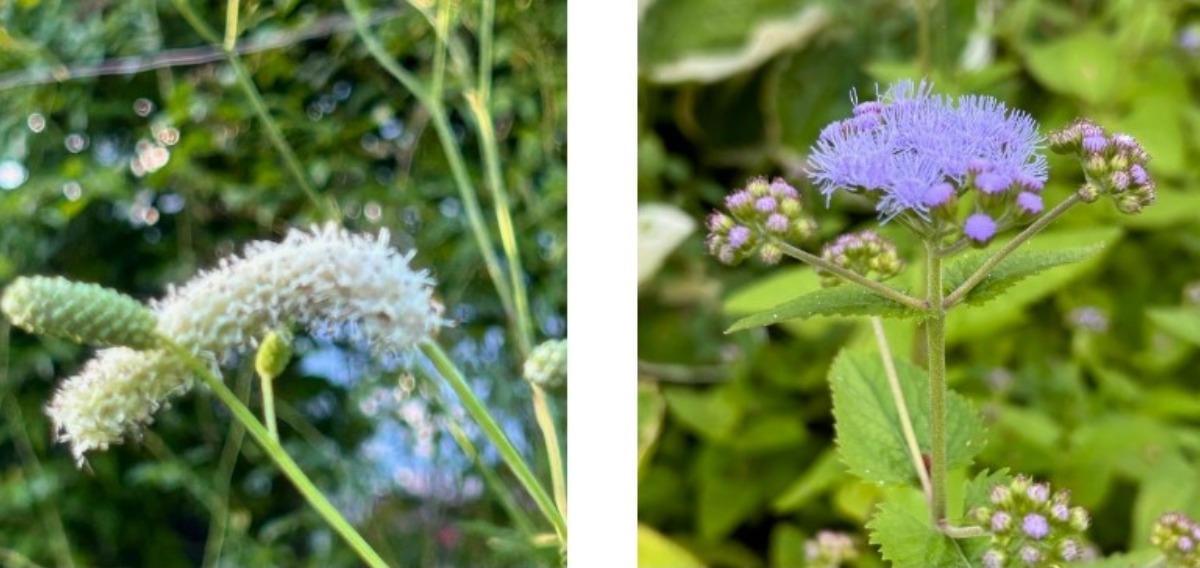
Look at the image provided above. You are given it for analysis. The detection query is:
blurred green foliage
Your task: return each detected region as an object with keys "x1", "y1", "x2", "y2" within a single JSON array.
[
  {"x1": 0, "y1": 0, "x2": 564, "y2": 566},
  {"x1": 638, "y1": 0, "x2": 1200, "y2": 566}
]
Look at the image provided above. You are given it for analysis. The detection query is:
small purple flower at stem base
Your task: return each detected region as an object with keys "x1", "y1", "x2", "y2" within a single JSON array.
[{"x1": 964, "y1": 213, "x2": 997, "y2": 244}]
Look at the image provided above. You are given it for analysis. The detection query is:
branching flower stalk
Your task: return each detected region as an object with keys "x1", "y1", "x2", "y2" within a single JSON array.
[{"x1": 706, "y1": 80, "x2": 1156, "y2": 560}]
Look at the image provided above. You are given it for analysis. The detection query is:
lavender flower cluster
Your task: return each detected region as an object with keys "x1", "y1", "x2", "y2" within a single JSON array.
[
  {"x1": 803, "y1": 531, "x2": 859, "y2": 568},
  {"x1": 1152, "y1": 512, "x2": 1200, "y2": 567},
  {"x1": 1047, "y1": 118, "x2": 1156, "y2": 214},
  {"x1": 971, "y1": 475, "x2": 1093, "y2": 567},
  {"x1": 705, "y1": 177, "x2": 817, "y2": 265},
  {"x1": 806, "y1": 80, "x2": 1047, "y2": 245},
  {"x1": 816, "y1": 230, "x2": 902, "y2": 288}
]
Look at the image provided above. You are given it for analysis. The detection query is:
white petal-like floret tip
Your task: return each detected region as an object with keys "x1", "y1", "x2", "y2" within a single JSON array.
[{"x1": 48, "y1": 223, "x2": 443, "y2": 464}]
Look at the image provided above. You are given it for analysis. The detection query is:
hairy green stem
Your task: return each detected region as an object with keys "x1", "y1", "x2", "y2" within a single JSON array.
[
  {"x1": 942, "y1": 525, "x2": 987, "y2": 539},
  {"x1": 925, "y1": 239, "x2": 949, "y2": 526},
  {"x1": 161, "y1": 337, "x2": 389, "y2": 568},
  {"x1": 942, "y1": 193, "x2": 1082, "y2": 308},
  {"x1": 774, "y1": 241, "x2": 929, "y2": 312},
  {"x1": 419, "y1": 340, "x2": 567, "y2": 544},
  {"x1": 870, "y1": 317, "x2": 931, "y2": 501}
]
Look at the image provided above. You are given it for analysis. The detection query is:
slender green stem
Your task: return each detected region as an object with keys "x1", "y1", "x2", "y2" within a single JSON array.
[
  {"x1": 531, "y1": 385, "x2": 567, "y2": 518},
  {"x1": 260, "y1": 370, "x2": 279, "y2": 441},
  {"x1": 774, "y1": 240, "x2": 929, "y2": 312},
  {"x1": 924, "y1": 239, "x2": 949, "y2": 526},
  {"x1": 160, "y1": 337, "x2": 389, "y2": 568},
  {"x1": 419, "y1": 340, "x2": 566, "y2": 543},
  {"x1": 344, "y1": 0, "x2": 521, "y2": 344},
  {"x1": 943, "y1": 193, "x2": 1082, "y2": 308},
  {"x1": 870, "y1": 317, "x2": 931, "y2": 501},
  {"x1": 942, "y1": 525, "x2": 987, "y2": 539},
  {"x1": 203, "y1": 366, "x2": 253, "y2": 568},
  {"x1": 0, "y1": 323, "x2": 76, "y2": 568},
  {"x1": 430, "y1": 0, "x2": 450, "y2": 102},
  {"x1": 223, "y1": 0, "x2": 239, "y2": 52},
  {"x1": 478, "y1": 0, "x2": 494, "y2": 103},
  {"x1": 171, "y1": 0, "x2": 333, "y2": 219}
]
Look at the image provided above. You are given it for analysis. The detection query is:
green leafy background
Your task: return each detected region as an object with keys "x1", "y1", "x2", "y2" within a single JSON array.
[
  {"x1": 0, "y1": 1, "x2": 565, "y2": 567},
  {"x1": 638, "y1": 0, "x2": 1200, "y2": 565}
]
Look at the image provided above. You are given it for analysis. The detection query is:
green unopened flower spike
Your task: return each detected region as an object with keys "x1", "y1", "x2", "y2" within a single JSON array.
[
  {"x1": 524, "y1": 339, "x2": 567, "y2": 388},
  {"x1": 1, "y1": 276, "x2": 159, "y2": 350},
  {"x1": 255, "y1": 328, "x2": 293, "y2": 381}
]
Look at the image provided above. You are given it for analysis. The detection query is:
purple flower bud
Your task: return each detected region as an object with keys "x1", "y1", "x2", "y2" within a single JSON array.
[
  {"x1": 964, "y1": 213, "x2": 997, "y2": 243},
  {"x1": 1020, "y1": 545, "x2": 1041, "y2": 564},
  {"x1": 1131, "y1": 164, "x2": 1150, "y2": 185},
  {"x1": 1027, "y1": 483, "x2": 1050, "y2": 503},
  {"x1": 990, "y1": 485, "x2": 1012, "y2": 506},
  {"x1": 968, "y1": 157, "x2": 993, "y2": 174},
  {"x1": 728, "y1": 226, "x2": 751, "y2": 249},
  {"x1": 991, "y1": 511, "x2": 1012, "y2": 532},
  {"x1": 1052, "y1": 503, "x2": 1070, "y2": 522},
  {"x1": 755, "y1": 196, "x2": 778, "y2": 213},
  {"x1": 769, "y1": 178, "x2": 800, "y2": 200},
  {"x1": 1180, "y1": 536, "x2": 1195, "y2": 552},
  {"x1": 1014, "y1": 172, "x2": 1045, "y2": 192},
  {"x1": 726, "y1": 190, "x2": 753, "y2": 211},
  {"x1": 747, "y1": 177, "x2": 771, "y2": 196},
  {"x1": 766, "y1": 213, "x2": 789, "y2": 234},
  {"x1": 1110, "y1": 171, "x2": 1131, "y2": 192},
  {"x1": 924, "y1": 182, "x2": 955, "y2": 207},
  {"x1": 982, "y1": 549, "x2": 1004, "y2": 568},
  {"x1": 1061, "y1": 539, "x2": 1081, "y2": 561},
  {"x1": 1083, "y1": 135, "x2": 1108, "y2": 153},
  {"x1": 1016, "y1": 192, "x2": 1044, "y2": 214},
  {"x1": 1023, "y1": 513, "x2": 1050, "y2": 539},
  {"x1": 1112, "y1": 133, "x2": 1138, "y2": 149},
  {"x1": 707, "y1": 212, "x2": 733, "y2": 233},
  {"x1": 1081, "y1": 123, "x2": 1104, "y2": 138},
  {"x1": 975, "y1": 172, "x2": 1010, "y2": 194}
]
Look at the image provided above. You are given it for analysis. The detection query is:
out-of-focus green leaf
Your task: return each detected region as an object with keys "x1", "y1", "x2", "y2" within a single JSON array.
[
  {"x1": 728, "y1": 412, "x2": 808, "y2": 454},
  {"x1": 768, "y1": 524, "x2": 808, "y2": 568},
  {"x1": 1059, "y1": 414, "x2": 1180, "y2": 508},
  {"x1": 638, "y1": 382, "x2": 667, "y2": 477},
  {"x1": 1024, "y1": 29, "x2": 1121, "y2": 104},
  {"x1": 662, "y1": 385, "x2": 741, "y2": 442},
  {"x1": 638, "y1": 524, "x2": 705, "y2": 568},
  {"x1": 772, "y1": 449, "x2": 843, "y2": 512},
  {"x1": 639, "y1": 0, "x2": 830, "y2": 84},
  {"x1": 1148, "y1": 307, "x2": 1200, "y2": 347},
  {"x1": 829, "y1": 351, "x2": 986, "y2": 485},
  {"x1": 1132, "y1": 454, "x2": 1200, "y2": 548}
]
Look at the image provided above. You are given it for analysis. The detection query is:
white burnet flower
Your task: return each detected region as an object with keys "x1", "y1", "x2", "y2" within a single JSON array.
[{"x1": 48, "y1": 223, "x2": 443, "y2": 464}]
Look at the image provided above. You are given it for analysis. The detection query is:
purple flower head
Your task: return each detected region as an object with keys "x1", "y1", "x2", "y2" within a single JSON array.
[
  {"x1": 1111, "y1": 171, "x2": 1131, "y2": 192},
  {"x1": 1131, "y1": 164, "x2": 1150, "y2": 185},
  {"x1": 991, "y1": 511, "x2": 1012, "y2": 532},
  {"x1": 728, "y1": 226, "x2": 751, "y2": 249},
  {"x1": 1019, "y1": 545, "x2": 1041, "y2": 564},
  {"x1": 1083, "y1": 135, "x2": 1108, "y2": 154},
  {"x1": 975, "y1": 171, "x2": 1011, "y2": 194},
  {"x1": 766, "y1": 214, "x2": 789, "y2": 234},
  {"x1": 964, "y1": 213, "x2": 997, "y2": 243},
  {"x1": 769, "y1": 178, "x2": 800, "y2": 200},
  {"x1": 755, "y1": 196, "x2": 777, "y2": 213},
  {"x1": 924, "y1": 182, "x2": 955, "y2": 207},
  {"x1": 1023, "y1": 513, "x2": 1050, "y2": 539},
  {"x1": 1017, "y1": 192, "x2": 1044, "y2": 214},
  {"x1": 807, "y1": 80, "x2": 1047, "y2": 221},
  {"x1": 1015, "y1": 172, "x2": 1045, "y2": 192},
  {"x1": 726, "y1": 190, "x2": 753, "y2": 211},
  {"x1": 1027, "y1": 483, "x2": 1050, "y2": 503},
  {"x1": 1180, "y1": 536, "x2": 1195, "y2": 552}
]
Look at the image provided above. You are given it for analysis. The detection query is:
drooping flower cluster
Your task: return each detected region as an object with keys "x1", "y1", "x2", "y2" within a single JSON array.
[
  {"x1": 816, "y1": 230, "x2": 903, "y2": 287},
  {"x1": 803, "y1": 531, "x2": 859, "y2": 568},
  {"x1": 971, "y1": 475, "x2": 1093, "y2": 567},
  {"x1": 1047, "y1": 118, "x2": 1155, "y2": 214},
  {"x1": 1151, "y1": 512, "x2": 1200, "y2": 567},
  {"x1": 806, "y1": 79, "x2": 1048, "y2": 244},
  {"x1": 705, "y1": 177, "x2": 817, "y2": 265},
  {"x1": 34, "y1": 224, "x2": 442, "y2": 464}
]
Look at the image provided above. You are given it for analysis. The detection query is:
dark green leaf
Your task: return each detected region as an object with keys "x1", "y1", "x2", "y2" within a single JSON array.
[
  {"x1": 867, "y1": 487, "x2": 976, "y2": 568},
  {"x1": 726, "y1": 285, "x2": 921, "y2": 333},
  {"x1": 944, "y1": 245, "x2": 1104, "y2": 307}
]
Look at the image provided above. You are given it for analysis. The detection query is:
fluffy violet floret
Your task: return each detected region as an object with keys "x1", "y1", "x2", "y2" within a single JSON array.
[
  {"x1": 755, "y1": 196, "x2": 777, "y2": 213},
  {"x1": 47, "y1": 224, "x2": 444, "y2": 464},
  {"x1": 975, "y1": 172, "x2": 1010, "y2": 194},
  {"x1": 728, "y1": 226, "x2": 752, "y2": 249},
  {"x1": 807, "y1": 79, "x2": 1047, "y2": 220},
  {"x1": 924, "y1": 182, "x2": 955, "y2": 207},
  {"x1": 964, "y1": 213, "x2": 997, "y2": 243},
  {"x1": 1023, "y1": 513, "x2": 1050, "y2": 539},
  {"x1": 1017, "y1": 192, "x2": 1044, "y2": 214}
]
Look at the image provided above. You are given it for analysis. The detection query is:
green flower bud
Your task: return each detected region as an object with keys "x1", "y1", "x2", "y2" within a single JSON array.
[
  {"x1": 1077, "y1": 183, "x2": 1100, "y2": 203},
  {"x1": 255, "y1": 328, "x2": 293, "y2": 380},
  {"x1": 524, "y1": 339, "x2": 567, "y2": 388},
  {"x1": 1, "y1": 276, "x2": 158, "y2": 349}
]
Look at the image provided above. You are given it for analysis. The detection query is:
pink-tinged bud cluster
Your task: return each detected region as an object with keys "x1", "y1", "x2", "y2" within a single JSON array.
[
  {"x1": 1152, "y1": 512, "x2": 1200, "y2": 567},
  {"x1": 803, "y1": 531, "x2": 859, "y2": 568},
  {"x1": 971, "y1": 475, "x2": 1093, "y2": 567},
  {"x1": 1049, "y1": 118, "x2": 1155, "y2": 214},
  {"x1": 816, "y1": 230, "x2": 903, "y2": 288},
  {"x1": 705, "y1": 177, "x2": 817, "y2": 266}
]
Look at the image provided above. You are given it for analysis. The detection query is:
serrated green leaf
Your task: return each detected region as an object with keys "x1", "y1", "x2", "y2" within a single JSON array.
[
  {"x1": 867, "y1": 487, "x2": 977, "y2": 568},
  {"x1": 962, "y1": 469, "x2": 1011, "y2": 516},
  {"x1": 943, "y1": 245, "x2": 1104, "y2": 307},
  {"x1": 829, "y1": 351, "x2": 986, "y2": 486},
  {"x1": 727, "y1": 285, "x2": 921, "y2": 333}
]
